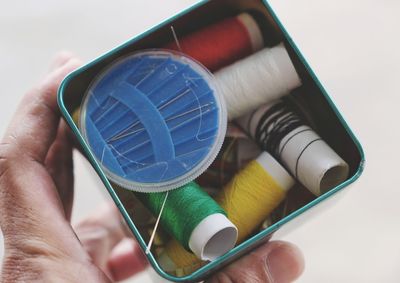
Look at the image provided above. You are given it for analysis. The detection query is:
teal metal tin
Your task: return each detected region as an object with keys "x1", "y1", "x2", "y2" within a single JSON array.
[{"x1": 58, "y1": 0, "x2": 365, "y2": 282}]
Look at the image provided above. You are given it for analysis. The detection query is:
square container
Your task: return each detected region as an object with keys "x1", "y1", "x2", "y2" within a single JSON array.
[{"x1": 58, "y1": 0, "x2": 365, "y2": 282}]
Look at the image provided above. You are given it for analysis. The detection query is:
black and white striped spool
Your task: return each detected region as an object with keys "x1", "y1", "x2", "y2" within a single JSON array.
[{"x1": 237, "y1": 99, "x2": 349, "y2": 196}]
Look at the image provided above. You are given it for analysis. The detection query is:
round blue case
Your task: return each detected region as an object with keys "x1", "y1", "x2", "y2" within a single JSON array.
[{"x1": 80, "y1": 50, "x2": 227, "y2": 192}]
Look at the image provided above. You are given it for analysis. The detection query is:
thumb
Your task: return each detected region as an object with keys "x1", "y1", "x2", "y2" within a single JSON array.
[{"x1": 206, "y1": 241, "x2": 304, "y2": 283}]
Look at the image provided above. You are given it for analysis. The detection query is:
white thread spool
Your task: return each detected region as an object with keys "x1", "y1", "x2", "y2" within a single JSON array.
[
  {"x1": 238, "y1": 101, "x2": 349, "y2": 196},
  {"x1": 215, "y1": 43, "x2": 302, "y2": 120}
]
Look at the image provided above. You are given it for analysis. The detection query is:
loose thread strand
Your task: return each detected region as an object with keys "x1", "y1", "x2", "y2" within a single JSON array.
[{"x1": 146, "y1": 191, "x2": 169, "y2": 254}]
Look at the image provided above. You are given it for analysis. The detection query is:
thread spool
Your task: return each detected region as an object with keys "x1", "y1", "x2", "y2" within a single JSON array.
[
  {"x1": 79, "y1": 50, "x2": 227, "y2": 193},
  {"x1": 214, "y1": 43, "x2": 302, "y2": 120},
  {"x1": 165, "y1": 13, "x2": 264, "y2": 72},
  {"x1": 159, "y1": 152, "x2": 294, "y2": 271},
  {"x1": 237, "y1": 99, "x2": 349, "y2": 195},
  {"x1": 136, "y1": 182, "x2": 237, "y2": 261}
]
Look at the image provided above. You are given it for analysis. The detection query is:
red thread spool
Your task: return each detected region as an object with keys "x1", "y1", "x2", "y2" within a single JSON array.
[{"x1": 165, "y1": 13, "x2": 264, "y2": 72}]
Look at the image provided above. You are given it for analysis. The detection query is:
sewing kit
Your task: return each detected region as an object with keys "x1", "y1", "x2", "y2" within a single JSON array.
[{"x1": 58, "y1": 1, "x2": 364, "y2": 282}]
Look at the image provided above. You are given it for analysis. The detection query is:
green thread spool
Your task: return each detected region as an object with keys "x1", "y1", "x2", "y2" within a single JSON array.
[{"x1": 136, "y1": 182, "x2": 238, "y2": 261}]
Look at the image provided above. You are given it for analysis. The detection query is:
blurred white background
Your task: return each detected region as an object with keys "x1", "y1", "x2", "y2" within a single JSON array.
[{"x1": 1, "y1": 0, "x2": 399, "y2": 282}]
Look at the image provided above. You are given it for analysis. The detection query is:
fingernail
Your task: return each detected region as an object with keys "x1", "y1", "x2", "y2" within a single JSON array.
[{"x1": 266, "y1": 243, "x2": 305, "y2": 283}]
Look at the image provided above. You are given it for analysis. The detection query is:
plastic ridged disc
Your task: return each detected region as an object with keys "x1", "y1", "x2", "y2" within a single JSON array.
[{"x1": 80, "y1": 50, "x2": 227, "y2": 192}]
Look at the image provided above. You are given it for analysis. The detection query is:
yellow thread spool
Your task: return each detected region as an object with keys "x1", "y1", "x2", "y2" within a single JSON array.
[{"x1": 163, "y1": 152, "x2": 294, "y2": 270}]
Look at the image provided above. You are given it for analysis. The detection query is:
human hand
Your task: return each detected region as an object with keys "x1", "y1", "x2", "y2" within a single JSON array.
[
  {"x1": 0, "y1": 53, "x2": 147, "y2": 282},
  {"x1": 0, "y1": 52, "x2": 304, "y2": 283}
]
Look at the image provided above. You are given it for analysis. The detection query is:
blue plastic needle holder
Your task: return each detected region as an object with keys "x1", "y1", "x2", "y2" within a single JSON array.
[{"x1": 80, "y1": 50, "x2": 227, "y2": 192}]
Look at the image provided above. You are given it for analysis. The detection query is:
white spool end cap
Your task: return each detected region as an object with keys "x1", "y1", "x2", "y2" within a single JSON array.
[
  {"x1": 189, "y1": 213, "x2": 238, "y2": 261},
  {"x1": 296, "y1": 136, "x2": 349, "y2": 195},
  {"x1": 280, "y1": 126, "x2": 349, "y2": 195},
  {"x1": 236, "y1": 13, "x2": 264, "y2": 52},
  {"x1": 256, "y1": 151, "x2": 295, "y2": 191}
]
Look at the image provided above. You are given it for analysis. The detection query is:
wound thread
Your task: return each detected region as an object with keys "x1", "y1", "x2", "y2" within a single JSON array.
[
  {"x1": 215, "y1": 157, "x2": 288, "y2": 242},
  {"x1": 136, "y1": 182, "x2": 225, "y2": 250},
  {"x1": 165, "y1": 13, "x2": 264, "y2": 71},
  {"x1": 253, "y1": 99, "x2": 304, "y2": 157},
  {"x1": 214, "y1": 44, "x2": 302, "y2": 120}
]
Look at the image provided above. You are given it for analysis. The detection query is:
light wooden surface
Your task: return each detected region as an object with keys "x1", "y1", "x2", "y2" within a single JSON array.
[{"x1": 0, "y1": 1, "x2": 399, "y2": 282}]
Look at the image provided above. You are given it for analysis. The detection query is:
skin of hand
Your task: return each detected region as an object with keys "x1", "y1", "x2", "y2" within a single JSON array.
[{"x1": 0, "y1": 52, "x2": 305, "y2": 283}]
